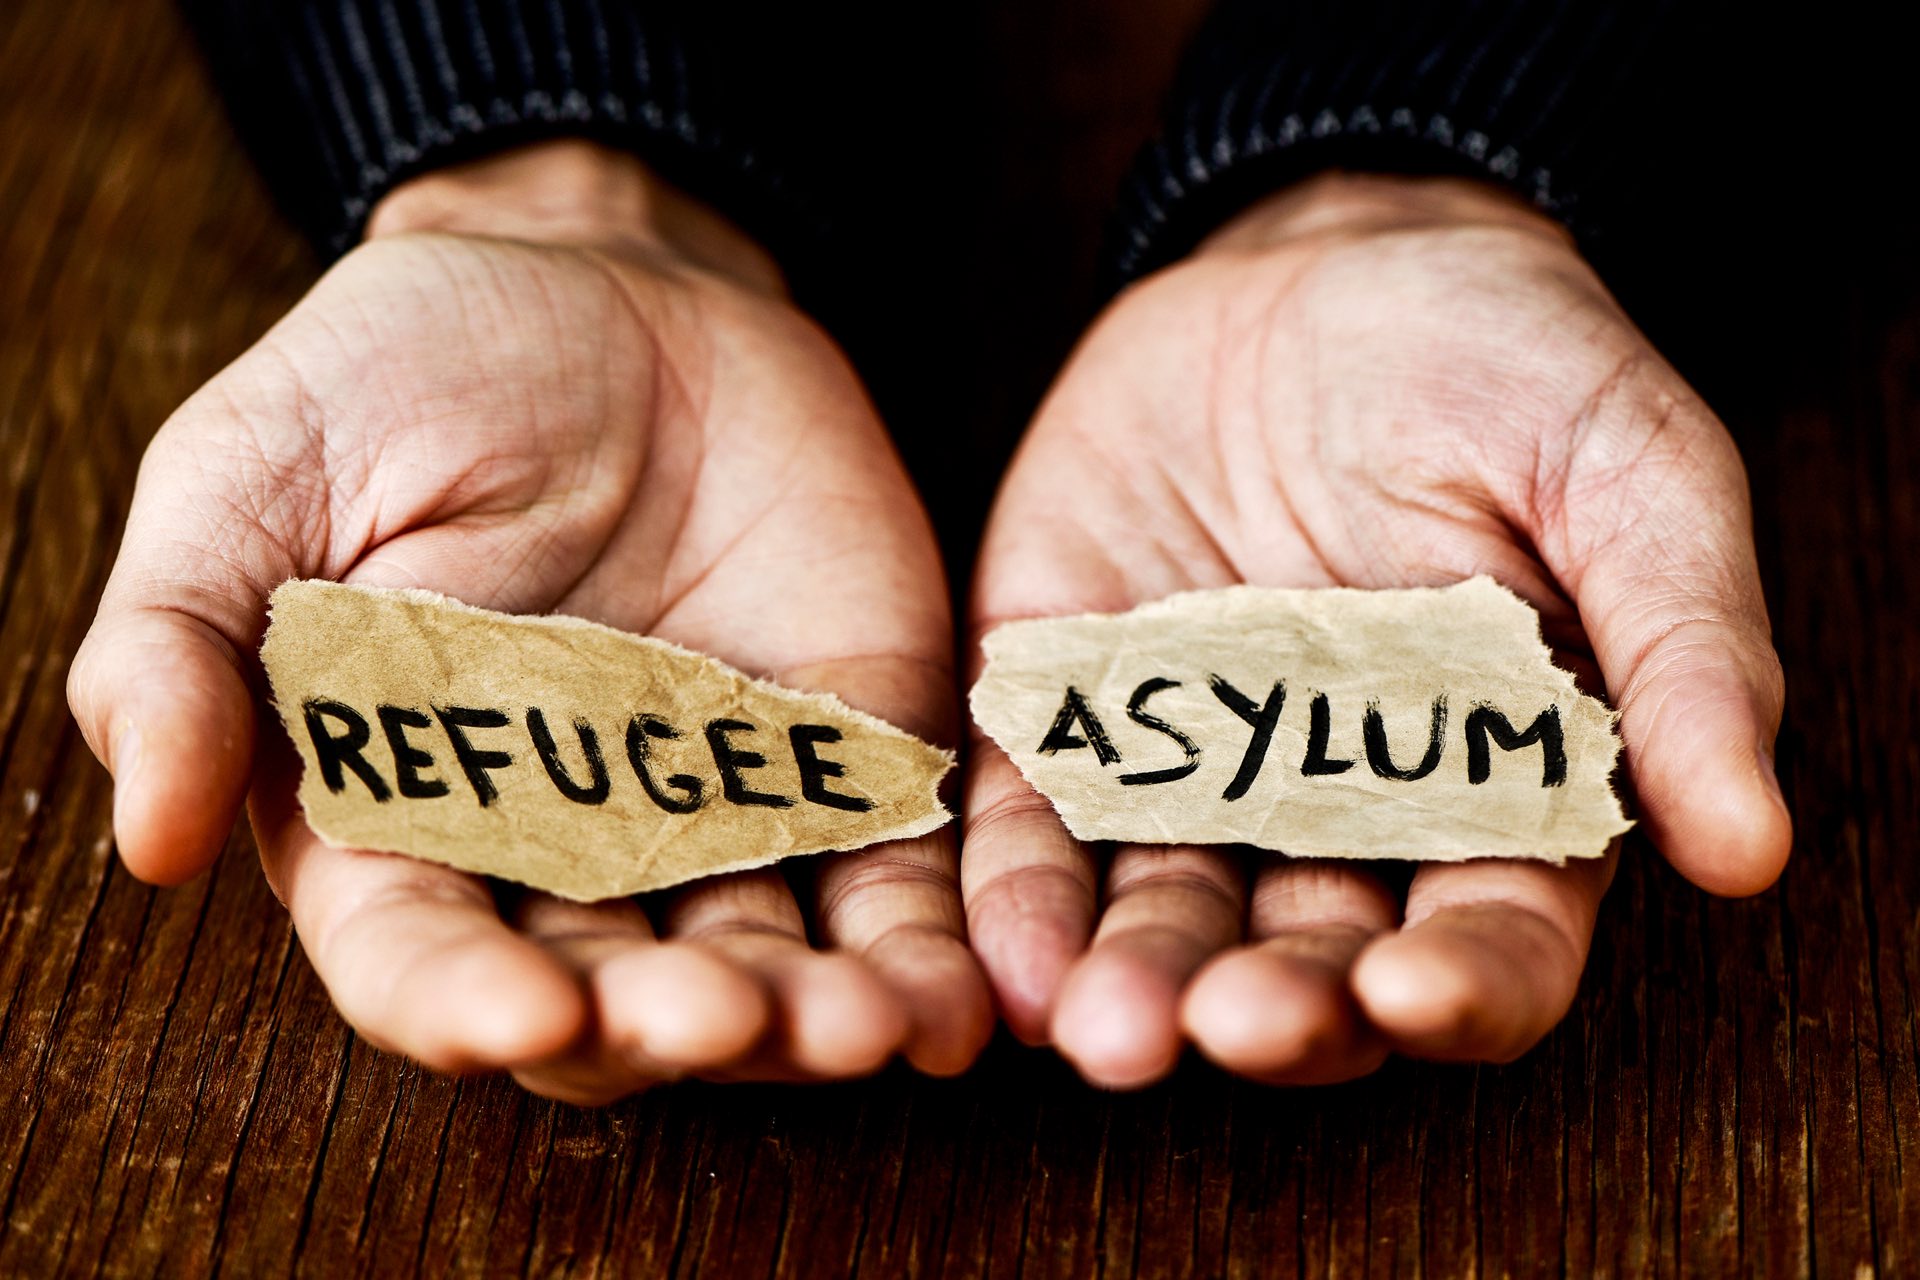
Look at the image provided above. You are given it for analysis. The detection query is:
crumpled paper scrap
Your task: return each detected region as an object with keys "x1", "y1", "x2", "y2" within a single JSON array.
[
  {"x1": 260, "y1": 580, "x2": 953, "y2": 900},
  {"x1": 969, "y1": 577, "x2": 1630, "y2": 863}
]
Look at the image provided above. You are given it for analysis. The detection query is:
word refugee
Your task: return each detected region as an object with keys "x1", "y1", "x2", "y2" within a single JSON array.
[
  {"x1": 1036, "y1": 677, "x2": 1568, "y2": 799},
  {"x1": 299, "y1": 698, "x2": 877, "y2": 814}
]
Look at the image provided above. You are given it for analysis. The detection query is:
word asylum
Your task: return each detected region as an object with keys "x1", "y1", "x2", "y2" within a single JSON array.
[
  {"x1": 1036, "y1": 677, "x2": 1568, "y2": 799},
  {"x1": 297, "y1": 698, "x2": 877, "y2": 814}
]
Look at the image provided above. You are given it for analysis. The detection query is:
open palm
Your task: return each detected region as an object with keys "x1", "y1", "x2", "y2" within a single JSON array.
[
  {"x1": 70, "y1": 145, "x2": 991, "y2": 1102},
  {"x1": 965, "y1": 174, "x2": 1790, "y2": 1087}
]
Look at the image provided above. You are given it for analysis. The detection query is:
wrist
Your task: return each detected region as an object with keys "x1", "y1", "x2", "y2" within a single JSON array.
[
  {"x1": 1195, "y1": 171, "x2": 1575, "y2": 260},
  {"x1": 365, "y1": 139, "x2": 784, "y2": 294}
]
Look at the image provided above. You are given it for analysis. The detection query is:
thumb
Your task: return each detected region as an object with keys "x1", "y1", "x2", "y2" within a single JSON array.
[
  {"x1": 1541, "y1": 389, "x2": 1790, "y2": 897},
  {"x1": 67, "y1": 421, "x2": 313, "y2": 885}
]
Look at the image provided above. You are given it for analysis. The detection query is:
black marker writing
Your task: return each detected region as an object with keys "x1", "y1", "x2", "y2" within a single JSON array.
[
  {"x1": 377, "y1": 704, "x2": 449, "y2": 799},
  {"x1": 433, "y1": 705, "x2": 515, "y2": 806},
  {"x1": 705, "y1": 719, "x2": 794, "y2": 808},
  {"x1": 1363, "y1": 695, "x2": 1448, "y2": 782},
  {"x1": 1208, "y1": 676, "x2": 1286, "y2": 801},
  {"x1": 1118, "y1": 677, "x2": 1201, "y2": 786},
  {"x1": 789, "y1": 724, "x2": 874, "y2": 811},
  {"x1": 527, "y1": 708, "x2": 611, "y2": 805},
  {"x1": 1466, "y1": 704, "x2": 1566, "y2": 786},
  {"x1": 304, "y1": 699, "x2": 391, "y2": 801},
  {"x1": 1037, "y1": 686, "x2": 1120, "y2": 764},
  {"x1": 625, "y1": 715, "x2": 705, "y2": 813},
  {"x1": 1300, "y1": 692, "x2": 1354, "y2": 776}
]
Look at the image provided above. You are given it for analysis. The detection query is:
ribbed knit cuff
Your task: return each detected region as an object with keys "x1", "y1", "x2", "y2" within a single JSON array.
[
  {"x1": 1106, "y1": 0, "x2": 1698, "y2": 288},
  {"x1": 184, "y1": 0, "x2": 805, "y2": 262}
]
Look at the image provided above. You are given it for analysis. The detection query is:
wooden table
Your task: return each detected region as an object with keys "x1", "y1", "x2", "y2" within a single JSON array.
[{"x1": 4, "y1": 0, "x2": 1916, "y2": 1273}]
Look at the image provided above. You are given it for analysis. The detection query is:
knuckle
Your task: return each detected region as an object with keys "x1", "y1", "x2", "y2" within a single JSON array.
[
  {"x1": 1093, "y1": 919, "x2": 1222, "y2": 956},
  {"x1": 1107, "y1": 862, "x2": 1243, "y2": 914},
  {"x1": 963, "y1": 785, "x2": 1057, "y2": 840},
  {"x1": 1250, "y1": 862, "x2": 1395, "y2": 930},
  {"x1": 966, "y1": 861, "x2": 1096, "y2": 923},
  {"x1": 816, "y1": 856, "x2": 959, "y2": 924}
]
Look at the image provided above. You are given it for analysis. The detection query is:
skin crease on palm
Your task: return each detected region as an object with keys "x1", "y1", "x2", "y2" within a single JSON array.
[
  {"x1": 66, "y1": 140, "x2": 995, "y2": 1104},
  {"x1": 964, "y1": 170, "x2": 1793, "y2": 1089}
]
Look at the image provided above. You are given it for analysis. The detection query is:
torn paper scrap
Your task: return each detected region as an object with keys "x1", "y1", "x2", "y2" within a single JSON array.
[
  {"x1": 969, "y1": 577, "x2": 1630, "y2": 863},
  {"x1": 260, "y1": 580, "x2": 953, "y2": 900}
]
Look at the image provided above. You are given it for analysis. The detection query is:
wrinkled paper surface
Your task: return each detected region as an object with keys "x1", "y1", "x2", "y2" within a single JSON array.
[
  {"x1": 261, "y1": 580, "x2": 953, "y2": 900},
  {"x1": 970, "y1": 578, "x2": 1629, "y2": 862}
]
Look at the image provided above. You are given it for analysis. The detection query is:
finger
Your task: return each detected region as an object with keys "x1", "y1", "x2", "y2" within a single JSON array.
[
  {"x1": 1535, "y1": 386, "x2": 1789, "y2": 895},
  {"x1": 962, "y1": 498, "x2": 1187, "y2": 1048},
  {"x1": 1351, "y1": 850, "x2": 1616, "y2": 1062},
  {"x1": 505, "y1": 895, "x2": 769, "y2": 1105},
  {"x1": 1181, "y1": 859, "x2": 1398, "y2": 1084},
  {"x1": 506, "y1": 896, "x2": 664, "y2": 1106},
  {"x1": 659, "y1": 869, "x2": 908, "y2": 1080},
  {"x1": 813, "y1": 832, "x2": 993, "y2": 1077},
  {"x1": 778, "y1": 655, "x2": 994, "y2": 1077},
  {"x1": 69, "y1": 602, "x2": 258, "y2": 885},
  {"x1": 1048, "y1": 843, "x2": 1245, "y2": 1089},
  {"x1": 248, "y1": 753, "x2": 588, "y2": 1072},
  {"x1": 960, "y1": 739, "x2": 1100, "y2": 1044},
  {"x1": 68, "y1": 426, "x2": 310, "y2": 883}
]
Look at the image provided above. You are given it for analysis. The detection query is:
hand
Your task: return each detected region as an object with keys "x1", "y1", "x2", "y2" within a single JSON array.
[
  {"x1": 964, "y1": 172, "x2": 1790, "y2": 1087},
  {"x1": 68, "y1": 140, "x2": 992, "y2": 1102}
]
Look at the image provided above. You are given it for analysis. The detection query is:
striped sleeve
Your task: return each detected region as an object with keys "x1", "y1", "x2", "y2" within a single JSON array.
[
  {"x1": 1106, "y1": 0, "x2": 1718, "y2": 286},
  {"x1": 180, "y1": 0, "x2": 808, "y2": 259}
]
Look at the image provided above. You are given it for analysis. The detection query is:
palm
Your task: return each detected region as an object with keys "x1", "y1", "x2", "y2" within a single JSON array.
[
  {"x1": 983, "y1": 215, "x2": 1663, "y2": 620},
  {"x1": 231, "y1": 234, "x2": 941, "y2": 673},
  {"x1": 78, "y1": 223, "x2": 986, "y2": 1102},
  {"x1": 966, "y1": 177, "x2": 1788, "y2": 1087}
]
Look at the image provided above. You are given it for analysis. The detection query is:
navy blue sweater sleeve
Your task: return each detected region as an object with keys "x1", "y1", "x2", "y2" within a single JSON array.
[
  {"x1": 184, "y1": 1, "x2": 1782, "y2": 290},
  {"x1": 1107, "y1": 0, "x2": 1724, "y2": 285},
  {"x1": 178, "y1": 0, "x2": 809, "y2": 261}
]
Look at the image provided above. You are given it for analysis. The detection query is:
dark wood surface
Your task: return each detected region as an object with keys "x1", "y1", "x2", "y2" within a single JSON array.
[{"x1": 4, "y1": 0, "x2": 1918, "y2": 1274}]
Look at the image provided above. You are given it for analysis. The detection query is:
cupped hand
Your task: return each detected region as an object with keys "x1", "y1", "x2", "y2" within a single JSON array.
[
  {"x1": 69, "y1": 140, "x2": 992, "y2": 1103},
  {"x1": 965, "y1": 172, "x2": 1790, "y2": 1087}
]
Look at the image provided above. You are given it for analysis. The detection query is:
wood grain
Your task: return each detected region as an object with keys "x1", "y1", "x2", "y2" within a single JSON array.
[{"x1": 2, "y1": 0, "x2": 1915, "y2": 1275}]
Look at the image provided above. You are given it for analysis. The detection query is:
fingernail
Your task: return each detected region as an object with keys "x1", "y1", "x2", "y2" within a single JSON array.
[
  {"x1": 1756, "y1": 743, "x2": 1785, "y2": 809},
  {"x1": 111, "y1": 722, "x2": 141, "y2": 784},
  {"x1": 109, "y1": 724, "x2": 141, "y2": 831}
]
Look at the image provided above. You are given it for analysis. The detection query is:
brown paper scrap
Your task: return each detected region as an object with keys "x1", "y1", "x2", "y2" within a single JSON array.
[
  {"x1": 970, "y1": 577, "x2": 1629, "y2": 863},
  {"x1": 260, "y1": 580, "x2": 953, "y2": 900}
]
